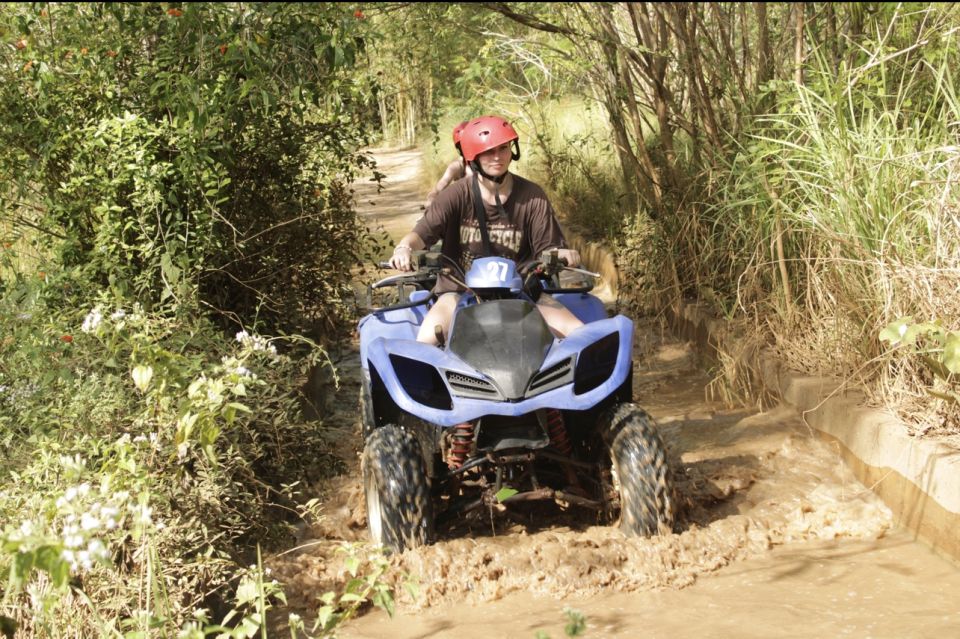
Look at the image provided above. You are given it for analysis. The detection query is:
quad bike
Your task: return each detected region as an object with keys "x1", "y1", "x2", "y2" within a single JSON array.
[{"x1": 358, "y1": 249, "x2": 673, "y2": 552}]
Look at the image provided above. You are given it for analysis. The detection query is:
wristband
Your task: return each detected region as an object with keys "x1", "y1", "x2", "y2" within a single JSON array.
[{"x1": 393, "y1": 245, "x2": 412, "y2": 254}]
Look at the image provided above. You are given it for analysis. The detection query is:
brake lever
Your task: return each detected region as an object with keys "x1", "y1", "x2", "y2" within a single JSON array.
[{"x1": 561, "y1": 265, "x2": 600, "y2": 278}]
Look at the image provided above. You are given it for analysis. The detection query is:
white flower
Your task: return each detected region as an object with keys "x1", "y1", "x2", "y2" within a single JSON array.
[
  {"x1": 59, "y1": 455, "x2": 86, "y2": 473},
  {"x1": 64, "y1": 533, "x2": 84, "y2": 549},
  {"x1": 19, "y1": 520, "x2": 34, "y2": 536},
  {"x1": 132, "y1": 503, "x2": 153, "y2": 526},
  {"x1": 110, "y1": 308, "x2": 126, "y2": 320},
  {"x1": 87, "y1": 538, "x2": 108, "y2": 561},
  {"x1": 81, "y1": 307, "x2": 103, "y2": 333},
  {"x1": 81, "y1": 512, "x2": 101, "y2": 531},
  {"x1": 101, "y1": 505, "x2": 120, "y2": 529},
  {"x1": 235, "y1": 330, "x2": 250, "y2": 343}
]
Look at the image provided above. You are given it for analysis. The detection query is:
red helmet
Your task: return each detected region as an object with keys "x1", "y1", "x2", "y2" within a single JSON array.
[
  {"x1": 452, "y1": 121, "x2": 469, "y2": 148},
  {"x1": 459, "y1": 115, "x2": 520, "y2": 162}
]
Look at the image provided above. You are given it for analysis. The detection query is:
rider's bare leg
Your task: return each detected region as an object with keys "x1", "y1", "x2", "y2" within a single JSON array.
[
  {"x1": 416, "y1": 292, "x2": 461, "y2": 345},
  {"x1": 536, "y1": 294, "x2": 584, "y2": 338}
]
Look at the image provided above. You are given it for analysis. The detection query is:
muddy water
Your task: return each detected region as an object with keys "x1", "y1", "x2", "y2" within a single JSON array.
[
  {"x1": 272, "y1": 327, "x2": 960, "y2": 637},
  {"x1": 270, "y1": 149, "x2": 960, "y2": 636}
]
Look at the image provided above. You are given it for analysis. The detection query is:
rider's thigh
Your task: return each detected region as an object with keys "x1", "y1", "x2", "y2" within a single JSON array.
[
  {"x1": 417, "y1": 292, "x2": 460, "y2": 344},
  {"x1": 537, "y1": 294, "x2": 584, "y2": 338}
]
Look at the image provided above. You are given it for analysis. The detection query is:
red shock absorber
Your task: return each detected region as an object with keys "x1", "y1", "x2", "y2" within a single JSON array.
[
  {"x1": 447, "y1": 422, "x2": 475, "y2": 469},
  {"x1": 545, "y1": 409, "x2": 572, "y2": 457}
]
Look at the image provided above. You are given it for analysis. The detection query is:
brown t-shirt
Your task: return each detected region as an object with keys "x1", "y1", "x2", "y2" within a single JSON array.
[{"x1": 413, "y1": 174, "x2": 567, "y2": 293}]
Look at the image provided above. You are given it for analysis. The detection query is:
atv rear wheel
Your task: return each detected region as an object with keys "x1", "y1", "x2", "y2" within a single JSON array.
[
  {"x1": 362, "y1": 424, "x2": 434, "y2": 552},
  {"x1": 601, "y1": 403, "x2": 674, "y2": 536}
]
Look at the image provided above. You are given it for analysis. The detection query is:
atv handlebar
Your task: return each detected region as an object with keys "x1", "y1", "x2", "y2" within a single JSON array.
[
  {"x1": 372, "y1": 250, "x2": 444, "y2": 289},
  {"x1": 368, "y1": 249, "x2": 598, "y2": 312},
  {"x1": 521, "y1": 250, "x2": 599, "y2": 296}
]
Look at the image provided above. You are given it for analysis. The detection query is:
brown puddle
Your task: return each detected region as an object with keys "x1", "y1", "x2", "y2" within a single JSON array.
[
  {"x1": 269, "y1": 323, "x2": 960, "y2": 637},
  {"x1": 342, "y1": 529, "x2": 960, "y2": 638}
]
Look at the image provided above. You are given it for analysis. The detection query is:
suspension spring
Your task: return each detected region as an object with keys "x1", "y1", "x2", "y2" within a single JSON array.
[
  {"x1": 545, "y1": 409, "x2": 572, "y2": 457},
  {"x1": 447, "y1": 421, "x2": 475, "y2": 469}
]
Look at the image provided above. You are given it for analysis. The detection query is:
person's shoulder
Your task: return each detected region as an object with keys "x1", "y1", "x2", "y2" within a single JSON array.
[
  {"x1": 430, "y1": 175, "x2": 471, "y2": 210},
  {"x1": 446, "y1": 158, "x2": 465, "y2": 175}
]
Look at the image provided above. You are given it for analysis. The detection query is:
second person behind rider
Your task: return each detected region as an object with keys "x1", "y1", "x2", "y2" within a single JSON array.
[
  {"x1": 390, "y1": 115, "x2": 583, "y2": 346},
  {"x1": 425, "y1": 120, "x2": 474, "y2": 208}
]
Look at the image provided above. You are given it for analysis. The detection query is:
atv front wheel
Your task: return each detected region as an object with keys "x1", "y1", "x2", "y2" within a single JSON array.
[
  {"x1": 362, "y1": 424, "x2": 434, "y2": 552},
  {"x1": 601, "y1": 403, "x2": 674, "y2": 536}
]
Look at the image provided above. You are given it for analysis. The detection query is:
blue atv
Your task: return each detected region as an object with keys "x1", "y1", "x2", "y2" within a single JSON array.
[{"x1": 358, "y1": 250, "x2": 674, "y2": 552}]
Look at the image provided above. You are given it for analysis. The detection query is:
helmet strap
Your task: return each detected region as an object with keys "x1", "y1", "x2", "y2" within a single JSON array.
[
  {"x1": 493, "y1": 183, "x2": 509, "y2": 222},
  {"x1": 470, "y1": 159, "x2": 507, "y2": 184},
  {"x1": 470, "y1": 165, "x2": 510, "y2": 223}
]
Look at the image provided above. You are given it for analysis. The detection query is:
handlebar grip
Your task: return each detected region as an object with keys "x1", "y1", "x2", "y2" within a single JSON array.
[{"x1": 378, "y1": 261, "x2": 394, "y2": 269}]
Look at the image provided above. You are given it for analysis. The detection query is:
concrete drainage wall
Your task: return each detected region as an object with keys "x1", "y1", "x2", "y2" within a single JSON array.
[
  {"x1": 663, "y1": 296, "x2": 960, "y2": 561},
  {"x1": 570, "y1": 233, "x2": 960, "y2": 560}
]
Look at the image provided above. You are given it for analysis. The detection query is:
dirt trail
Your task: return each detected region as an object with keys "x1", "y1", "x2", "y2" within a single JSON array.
[{"x1": 270, "y1": 149, "x2": 960, "y2": 638}]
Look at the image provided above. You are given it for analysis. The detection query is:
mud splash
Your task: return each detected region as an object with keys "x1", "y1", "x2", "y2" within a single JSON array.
[{"x1": 270, "y1": 325, "x2": 893, "y2": 618}]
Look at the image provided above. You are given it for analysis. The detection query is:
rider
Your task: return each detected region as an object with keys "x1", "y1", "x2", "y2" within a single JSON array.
[
  {"x1": 390, "y1": 114, "x2": 583, "y2": 346},
  {"x1": 425, "y1": 120, "x2": 474, "y2": 207}
]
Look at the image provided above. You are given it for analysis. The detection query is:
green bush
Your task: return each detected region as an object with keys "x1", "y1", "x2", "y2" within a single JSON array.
[
  {"x1": 0, "y1": 2, "x2": 377, "y2": 336},
  {"x1": 0, "y1": 4, "x2": 384, "y2": 633},
  {"x1": 0, "y1": 280, "x2": 337, "y2": 634}
]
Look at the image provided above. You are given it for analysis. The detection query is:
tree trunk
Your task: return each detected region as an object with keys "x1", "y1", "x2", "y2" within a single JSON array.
[
  {"x1": 793, "y1": 3, "x2": 805, "y2": 86},
  {"x1": 600, "y1": 5, "x2": 662, "y2": 214},
  {"x1": 755, "y1": 2, "x2": 773, "y2": 111}
]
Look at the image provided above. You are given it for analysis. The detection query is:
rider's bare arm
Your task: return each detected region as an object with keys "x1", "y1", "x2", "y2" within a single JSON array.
[
  {"x1": 425, "y1": 159, "x2": 467, "y2": 207},
  {"x1": 389, "y1": 232, "x2": 426, "y2": 271}
]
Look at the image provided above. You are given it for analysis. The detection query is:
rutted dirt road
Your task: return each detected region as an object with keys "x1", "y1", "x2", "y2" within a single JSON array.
[{"x1": 271, "y1": 148, "x2": 960, "y2": 638}]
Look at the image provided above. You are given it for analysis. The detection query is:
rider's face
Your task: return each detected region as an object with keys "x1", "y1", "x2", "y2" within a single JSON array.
[{"x1": 476, "y1": 142, "x2": 512, "y2": 177}]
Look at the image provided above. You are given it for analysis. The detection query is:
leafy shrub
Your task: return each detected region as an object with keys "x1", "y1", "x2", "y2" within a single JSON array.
[
  {"x1": 0, "y1": 274, "x2": 336, "y2": 634},
  {"x1": 0, "y1": 2, "x2": 377, "y2": 337}
]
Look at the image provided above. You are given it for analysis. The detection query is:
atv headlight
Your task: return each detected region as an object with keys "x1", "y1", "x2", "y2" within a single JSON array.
[
  {"x1": 390, "y1": 355, "x2": 452, "y2": 410},
  {"x1": 574, "y1": 332, "x2": 620, "y2": 395}
]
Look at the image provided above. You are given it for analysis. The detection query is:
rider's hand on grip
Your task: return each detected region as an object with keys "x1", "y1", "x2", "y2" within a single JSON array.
[
  {"x1": 389, "y1": 245, "x2": 415, "y2": 271},
  {"x1": 556, "y1": 248, "x2": 580, "y2": 268}
]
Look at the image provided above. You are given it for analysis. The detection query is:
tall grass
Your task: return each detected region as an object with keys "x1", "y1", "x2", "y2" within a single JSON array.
[
  {"x1": 678, "y1": 30, "x2": 960, "y2": 427},
  {"x1": 519, "y1": 97, "x2": 629, "y2": 240}
]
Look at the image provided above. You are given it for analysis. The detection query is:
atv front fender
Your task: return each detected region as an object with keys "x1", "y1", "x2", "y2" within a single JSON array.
[{"x1": 364, "y1": 316, "x2": 633, "y2": 428}]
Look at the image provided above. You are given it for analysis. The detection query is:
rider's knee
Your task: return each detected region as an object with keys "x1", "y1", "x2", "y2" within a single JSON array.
[{"x1": 416, "y1": 293, "x2": 460, "y2": 345}]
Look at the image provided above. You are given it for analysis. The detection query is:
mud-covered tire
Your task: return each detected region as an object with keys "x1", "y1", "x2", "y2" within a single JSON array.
[
  {"x1": 362, "y1": 424, "x2": 434, "y2": 552},
  {"x1": 601, "y1": 403, "x2": 674, "y2": 536}
]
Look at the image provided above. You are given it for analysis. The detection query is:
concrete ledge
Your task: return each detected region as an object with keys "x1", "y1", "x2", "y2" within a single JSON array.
[{"x1": 663, "y1": 298, "x2": 960, "y2": 560}]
